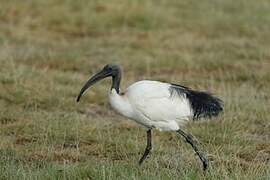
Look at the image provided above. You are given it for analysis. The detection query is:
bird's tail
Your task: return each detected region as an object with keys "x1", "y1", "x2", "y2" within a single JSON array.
[
  {"x1": 186, "y1": 90, "x2": 223, "y2": 120},
  {"x1": 169, "y1": 84, "x2": 223, "y2": 120}
]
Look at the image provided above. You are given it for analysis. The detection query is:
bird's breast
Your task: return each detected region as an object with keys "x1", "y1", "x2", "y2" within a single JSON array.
[{"x1": 109, "y1": 89, "x2": 134, "y2": 119}]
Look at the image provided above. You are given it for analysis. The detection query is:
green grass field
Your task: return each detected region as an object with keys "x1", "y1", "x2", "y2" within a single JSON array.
[{"x1": 0, "y1": 0, "x2": 270, "y2": 179}]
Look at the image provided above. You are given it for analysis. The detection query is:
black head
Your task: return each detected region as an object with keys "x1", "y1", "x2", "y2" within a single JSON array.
[
  {"x1": 76, "y1": 64, "x2": 121, "y2": 102},
  {"x1": 102, "y1": 64, "x2": 121, "y2": 77}
]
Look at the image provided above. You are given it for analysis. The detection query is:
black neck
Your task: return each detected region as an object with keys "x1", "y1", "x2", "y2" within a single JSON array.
[{"x1": 111, "y1": 69, "x2": 121, "y2": 94}]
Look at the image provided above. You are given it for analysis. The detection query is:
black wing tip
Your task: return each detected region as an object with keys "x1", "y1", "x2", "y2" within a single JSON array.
[
  {"x1": 169, "y1": 83, "x2": 224, "y2": 120},
  {"x1": 191, "y1": 91, "x2": 224, "y2": 120}
]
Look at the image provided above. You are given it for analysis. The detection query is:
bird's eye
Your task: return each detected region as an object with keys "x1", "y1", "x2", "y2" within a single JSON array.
[
  {"x1": 104, "y1": 65, "x2": 110, "y2": 70},
  {"x1": 107, "y1": 66, "x2": 113, "y2": 71},
  {"x1": 106, "y1": 67, "x2": 112, "y2": 71}
]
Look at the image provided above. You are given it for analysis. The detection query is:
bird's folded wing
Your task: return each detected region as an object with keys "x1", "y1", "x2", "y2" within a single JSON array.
[{"x1": 128, "y1": 90, "x2": 192, "y2": 123}]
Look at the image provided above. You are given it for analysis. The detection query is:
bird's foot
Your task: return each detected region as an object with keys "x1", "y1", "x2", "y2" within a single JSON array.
[{"x1": 198, "y1": 152, "x2": 209, "y2": 171}]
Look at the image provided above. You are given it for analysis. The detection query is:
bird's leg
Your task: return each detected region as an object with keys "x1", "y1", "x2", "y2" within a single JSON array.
[
  {"x1": 138, "y1": 129, "x2": 152, "y2": 165},
  {"x1": 176, "y1": 129, "x2": 208, "y2": 171}
]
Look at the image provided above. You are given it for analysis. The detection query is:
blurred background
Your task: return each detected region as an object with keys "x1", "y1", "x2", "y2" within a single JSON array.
[{"x1": 0, "y1": 0, "x2": 269, "y2": 179}]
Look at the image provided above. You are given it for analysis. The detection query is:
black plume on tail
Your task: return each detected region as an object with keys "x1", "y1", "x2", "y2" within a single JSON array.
[{"x1": 169, "y1": 84, "x2": 223, "y2": 120}]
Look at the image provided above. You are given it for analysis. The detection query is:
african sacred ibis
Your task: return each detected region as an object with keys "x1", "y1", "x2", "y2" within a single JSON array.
[{"x1": 77, "y1": 64, "x2": 223, "y2": 171}]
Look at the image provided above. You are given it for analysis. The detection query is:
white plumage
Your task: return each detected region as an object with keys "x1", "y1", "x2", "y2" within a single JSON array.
[
  {"x1": 109, "y1": 80, "x2": 191, "y2": 131},
  {"x1": 77, "y1": 64, "x2": 223, "y2": 171}
]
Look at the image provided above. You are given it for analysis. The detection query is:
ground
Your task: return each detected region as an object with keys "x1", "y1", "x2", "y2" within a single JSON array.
[{"x1": 0, "y1": 0, "x2": 270, "y2": 179}]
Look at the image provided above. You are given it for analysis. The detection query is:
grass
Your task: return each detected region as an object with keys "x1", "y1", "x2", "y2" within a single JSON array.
[{"x1": 0, "y1": 0, "x2": 270, "y2": 179}]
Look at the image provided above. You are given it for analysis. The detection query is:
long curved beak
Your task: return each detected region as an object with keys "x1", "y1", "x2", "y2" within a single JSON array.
[{"x1": 77, "y1": 69, "x2": 111, "y2": 102}]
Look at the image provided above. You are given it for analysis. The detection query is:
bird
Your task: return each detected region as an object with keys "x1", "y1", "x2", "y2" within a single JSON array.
[{"x1": 77, "y1": 64, "x2": 223, "y2": 171}]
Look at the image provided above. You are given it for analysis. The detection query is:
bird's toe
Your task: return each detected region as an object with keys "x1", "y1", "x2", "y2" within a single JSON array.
[{"x1": 200, "y1": 154, "x2": 209, "y2": 171}]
